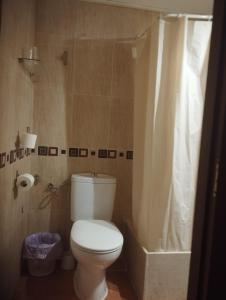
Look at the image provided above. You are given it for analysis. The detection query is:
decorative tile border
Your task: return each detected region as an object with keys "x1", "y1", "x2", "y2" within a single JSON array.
[
  {"x1": 126, "y1": 150, "x2": 133, "y2": 160},
  {"x1": 37, "y1": 146, "x2": 133, "y2": 160},
  {"x1": 48, "y1": 147, "x2": 58, "y2": 156},
  {"x1": 98, "y1": 149, "x2": 107, "y2": 158},
  {"x1": 119, "y1": 152, "x2": 124, "y2": 157},
  {"x1": 0, "y1": 146, "x2": 33, "y2": 170},
  {"x1": 10, "y1": 150, "x2": 17, "y2": 164},
  {"x1": 79, "y1": 148, "x2": 88, "y2": 157},
  {"x1": 38, "y1": 146, "x2": 48, "y2": 156},
  {"x1": 108, "y1": 150, "x2": 117, "y2": 159},
  {"x1": 0, "y1": 146, "x2": 133, "y2": 170},
  {"x1": 0, "y1": 152, "x2": 6, "y2": 168},
  {"x1": 69, "y1": 148, "x2": 78, "y2": 157}
]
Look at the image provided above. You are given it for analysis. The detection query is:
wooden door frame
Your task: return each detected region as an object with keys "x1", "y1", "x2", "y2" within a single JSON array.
[{"x1": 188, "y1": 0, "x2": 226, "y2": 299}]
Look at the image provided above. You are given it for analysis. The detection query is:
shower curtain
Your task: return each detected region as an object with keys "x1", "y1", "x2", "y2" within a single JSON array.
[{"x1": 132, "y1": 17, "x2": 212, "y2": 251}]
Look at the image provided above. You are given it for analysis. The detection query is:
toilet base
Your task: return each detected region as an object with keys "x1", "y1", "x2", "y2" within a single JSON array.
[{"x1": 73, "y1": 263, "x2": 108, "y2": 300}]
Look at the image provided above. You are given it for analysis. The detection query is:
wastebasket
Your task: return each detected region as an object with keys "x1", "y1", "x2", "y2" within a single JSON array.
[{"x1": 23, "y1": 232, "x2": 63, "y2": 277}]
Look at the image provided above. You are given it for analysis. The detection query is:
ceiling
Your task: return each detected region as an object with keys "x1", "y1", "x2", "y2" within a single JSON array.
[{"x1": 81, "y1": 0, "x2": 214, "y2": 15}]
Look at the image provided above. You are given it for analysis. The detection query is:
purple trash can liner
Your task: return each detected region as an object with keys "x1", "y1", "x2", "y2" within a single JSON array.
[{"x1": 23, "y1": 232, "x2": 63, "y2": 261}]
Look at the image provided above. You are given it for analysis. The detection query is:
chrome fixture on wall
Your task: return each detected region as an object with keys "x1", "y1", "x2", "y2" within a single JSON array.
[{"x1": 18, "y1": 46, "x2": 40, "y2": 76}]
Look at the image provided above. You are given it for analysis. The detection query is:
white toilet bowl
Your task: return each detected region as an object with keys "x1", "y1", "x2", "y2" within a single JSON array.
[{"x1": 70, "y1": 220, "x2": 123, "y2": 300}]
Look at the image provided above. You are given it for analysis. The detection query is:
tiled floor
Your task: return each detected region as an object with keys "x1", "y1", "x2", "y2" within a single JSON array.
[{"x1": 13, "y1": 267, "x2": 137, "y2": 300}]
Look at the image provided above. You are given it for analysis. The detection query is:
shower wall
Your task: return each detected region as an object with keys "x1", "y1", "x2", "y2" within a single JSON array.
[
  {"x1": 0, "y1": 0, "x2": 36, "y2": 299},
  {"x1": 30, "y1": 0, "x2": 156, "y2": 245}
]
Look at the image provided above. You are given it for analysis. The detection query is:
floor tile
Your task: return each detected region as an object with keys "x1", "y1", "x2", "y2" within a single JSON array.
[{"x1": 13, "y1": 268, "x2": 137, "y2": 300}]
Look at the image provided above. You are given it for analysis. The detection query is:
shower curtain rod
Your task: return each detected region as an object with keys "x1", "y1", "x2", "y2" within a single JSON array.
[
  {"x1": 163, "y1": 13, "x2": 212, "y2": 21},
  {"x1": 136, "y1": 13, "x2": 212, "y2": 41},
  {"x1": 114, "y1": 25, "x2": 151, "y2": 43},
  {"x1": 76, "y1": 13, "x2": 211, "y2": 45}
]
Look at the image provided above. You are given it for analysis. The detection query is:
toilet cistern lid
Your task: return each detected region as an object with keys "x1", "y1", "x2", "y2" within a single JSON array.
[
  {"x1": 71, "y1": 173, "x2": 116, "y2": 184},
  {"x1": 71, "y1": 220, "x2": 123, "y2": 253}
]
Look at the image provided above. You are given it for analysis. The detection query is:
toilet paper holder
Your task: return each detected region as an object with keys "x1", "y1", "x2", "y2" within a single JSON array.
[
  {"x1": 16, "y1": 171, "x2": 40, "y2": 185},
  {"x1": 34, "y1": 174, "x2": 40, "y2": 185},
  {"x1": 20, "y1": 126, "x2": 37, "y2": 149},
  {"x1": 13, "y1": 171, "x2": 39, "y2": 199}
]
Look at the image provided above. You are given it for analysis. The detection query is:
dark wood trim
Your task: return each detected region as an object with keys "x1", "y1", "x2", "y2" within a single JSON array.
[
  {"x1": 188, "y1": 0, "x2": 226, "y2": 299},
  {"x1": 0, "y1": 0, "x2": 2, "y2": 33}
]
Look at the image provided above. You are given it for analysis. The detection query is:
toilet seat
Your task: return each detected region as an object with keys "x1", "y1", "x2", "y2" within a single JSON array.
[{"x1": 71, "y1": 220, "x2": 123, "y2": 254}]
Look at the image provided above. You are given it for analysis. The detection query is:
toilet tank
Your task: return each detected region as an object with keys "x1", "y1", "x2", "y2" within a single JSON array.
[{"x1": 71, "y1": 173, "x2": 116, "y2": 222}]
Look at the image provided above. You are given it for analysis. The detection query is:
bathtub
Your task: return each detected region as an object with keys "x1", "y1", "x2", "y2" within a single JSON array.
[{"x1": 124, "y1": 221, "x2": 191, "y2": 300}]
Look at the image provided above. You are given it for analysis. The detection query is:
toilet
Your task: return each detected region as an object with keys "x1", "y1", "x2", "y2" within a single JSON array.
[{"x1": 70, "y1": 173, "x2": 124, "y2": 300}]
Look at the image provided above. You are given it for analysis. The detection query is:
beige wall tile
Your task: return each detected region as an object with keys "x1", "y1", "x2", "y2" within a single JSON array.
[
  {"x1": 32, "y1": 0, "x2": 154, "y2": 243},
  {"x1": 28, "y1": 208, "x2": 52, "y2": 234},
  {"x1": 109, "y1": 97, "x2": 134, "y2": 149},
  {"x1": 112, "y1": 43, "x2": 135, "y2": 99},
  {"x1": 69, "y1": 156, "x2": 97, "y2": 174},
  {"x1": 73, "y1": 40, "x2": 114, "y2": 96},
  {"x1": 34, "y1": 87, "x2": 69, "y2": 146},
  {"x1": 69, "y1": 94, "x2": 112, "y2": 147},
  {"x1": 35, "y1": 0, "x2": 76, "y2": 44},
  {"x1": 75, "y1": 1, "x2": 155, "y2": 40},
  {"x1": 34, "y1": 43, "x2": 74, "y2": 90},
  {"x1": 113, "y1": 159, "x2": 133, "y2": 224},
  {"x1": 0, "y1": 0, "x2": 36, "y2": 298}
]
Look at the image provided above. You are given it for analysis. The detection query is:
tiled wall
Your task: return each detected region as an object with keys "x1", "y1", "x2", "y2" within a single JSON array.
[
  {"x1": 30, "y1": 0, "x2": 155, "y2": 245},
  {"x1": 0, "y1": 0, "x2": 36, "y2": 299},
  {"x1": 0, "y1": 1, "x2": 155, "y2": 297}
]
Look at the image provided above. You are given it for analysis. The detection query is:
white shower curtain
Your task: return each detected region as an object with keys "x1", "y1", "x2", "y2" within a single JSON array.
[{"x1": 132, "y1": 17, "x2": 212, "y2": 251}]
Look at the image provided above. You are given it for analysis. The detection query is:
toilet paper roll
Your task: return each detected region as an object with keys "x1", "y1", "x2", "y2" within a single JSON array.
[
  {"x1": 17, "y1": 173, "x2": 35, "y2": 191},
  {"x1": 20, "y1": 132, "x2": 37, "y2": 149}
]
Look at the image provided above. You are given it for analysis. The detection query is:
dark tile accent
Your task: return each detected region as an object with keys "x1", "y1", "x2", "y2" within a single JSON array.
[
  {"x1": 119, "y1": 152, "x2": 124, "y2": 157},
  {"x1": 31, "y1": 149, "x2": 35, "y2": 153},
  {"x1": 10, "y1": 150, "x2": 17, "y2": 164},
  {"x1": 16, "y1": 149, "x2": 20, "y2": 159},
  {"x1": 79, "y1": 148, "x2": 88, "y2": 157},
  {"x1": 126, "y1": 150, "x2": 133, "y2": 160},
  {"x1": 61, "y1": 149, "x2": 66, "y2": 155},
  {"x1": 0, "y1": 153, "x2": 6, "y2": 168},
  {"x1": 69, "y1": 148, "x2": 78, "y2": 157},
  {"x1": 48, "y1": 147, "x2": 58, "y2": 156},
  {"x1": 91, "y1": 150, "x2": 96, "y2": 156},
  {"x1": 18, "y1": 148, "x2": 24, "y2": 160},
  {"x1": 108, "y1": 150, "x2": 117, "y2": 159},
  {"x1": 98, "y1": 149, "x2": 108, "y2": 158},
  {"x1": 38, "y1": 146, "x2": 48, "y2": 156},
  {"x1": 26, "y1": 149, "x2": 31, "y2": 156}
]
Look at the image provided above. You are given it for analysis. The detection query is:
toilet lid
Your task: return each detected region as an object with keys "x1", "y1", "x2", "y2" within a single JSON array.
[{"x1": 71, "y1": 220, "x2": 123, "y2": 253}]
